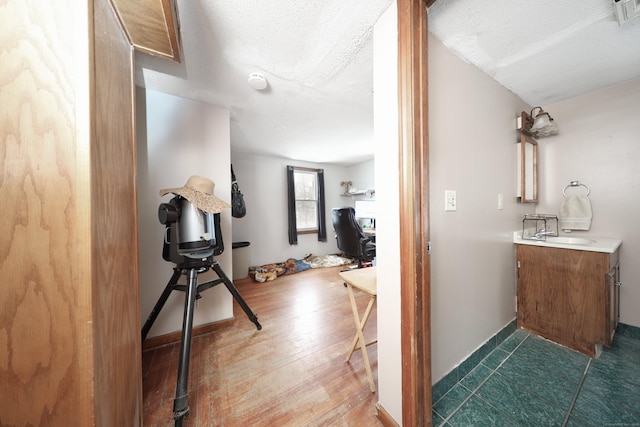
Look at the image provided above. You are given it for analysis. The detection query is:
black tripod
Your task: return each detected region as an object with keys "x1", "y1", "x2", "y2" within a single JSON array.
[{"x1": 141, "y1": 255, "x2": 261, "y2": 426}]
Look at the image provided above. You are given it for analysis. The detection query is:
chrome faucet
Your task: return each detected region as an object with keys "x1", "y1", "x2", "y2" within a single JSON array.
[{"x1": 532, "y1": 228, "x2": 555, "y2": 239}]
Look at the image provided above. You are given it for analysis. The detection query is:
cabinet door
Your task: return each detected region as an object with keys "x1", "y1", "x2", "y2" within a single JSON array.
[{"x1": 516, "y1": 245, "x2": 609, "y2": 357}]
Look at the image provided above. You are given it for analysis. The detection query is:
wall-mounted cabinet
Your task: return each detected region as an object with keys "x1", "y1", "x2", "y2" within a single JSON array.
[{"x1": 516, "y1": 134, "x2": 538, "y2": 203}]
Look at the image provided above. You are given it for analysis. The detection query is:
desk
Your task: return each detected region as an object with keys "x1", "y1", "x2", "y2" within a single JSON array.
[{"x1": 339, "y1": 267, "x2": 377, "y2": 392}]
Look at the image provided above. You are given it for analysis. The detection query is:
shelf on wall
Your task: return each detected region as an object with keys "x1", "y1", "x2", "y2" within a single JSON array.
[
  {"x1": 341, "y1": 190, "x2": 368, "y2": 196},
  {"x1": 340, "y1": 180, "x2": 375, "y2": 198}
]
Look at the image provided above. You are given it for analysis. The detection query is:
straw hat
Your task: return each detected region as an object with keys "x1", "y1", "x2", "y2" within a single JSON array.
[{"x1": 159, "y1": 175, "x2": 231, "y2": 214}]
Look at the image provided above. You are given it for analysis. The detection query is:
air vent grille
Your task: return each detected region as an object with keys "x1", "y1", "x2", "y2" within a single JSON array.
[{"x1": 613, "y1": 0, "x2": 640, "y2": 25}]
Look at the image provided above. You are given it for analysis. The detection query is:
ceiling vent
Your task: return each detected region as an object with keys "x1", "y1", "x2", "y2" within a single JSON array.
[{"x1": 613, "y1": 0, "x2": 640, "y2": 25}]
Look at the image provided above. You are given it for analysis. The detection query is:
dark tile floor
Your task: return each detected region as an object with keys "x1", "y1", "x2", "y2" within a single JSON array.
[{"x1": 432, "y1": 330, "x2": 640, "y2": 426}]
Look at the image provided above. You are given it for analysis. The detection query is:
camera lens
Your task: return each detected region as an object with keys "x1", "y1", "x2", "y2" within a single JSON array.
[{"x1": 158, "y1": 202, "x2": 180, "y2": 224}]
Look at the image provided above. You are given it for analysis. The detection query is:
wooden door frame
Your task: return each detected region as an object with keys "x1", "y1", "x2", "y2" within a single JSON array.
[{"x1": 398, "y1": 0, "x2": 433, "y2": 425}]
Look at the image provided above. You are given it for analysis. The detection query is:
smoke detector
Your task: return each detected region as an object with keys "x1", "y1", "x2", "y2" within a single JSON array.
[
  {"x1": 613, "y1": 0, "x2": 640, "y2": 25},
  {"x1": 248, "y1": 73, "x2": 268, "y2": 91}
]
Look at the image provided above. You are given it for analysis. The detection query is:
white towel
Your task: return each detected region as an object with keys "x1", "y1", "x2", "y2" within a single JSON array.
[{"x1": 559, "y1": 195, "x2": 592, "y2": 231}]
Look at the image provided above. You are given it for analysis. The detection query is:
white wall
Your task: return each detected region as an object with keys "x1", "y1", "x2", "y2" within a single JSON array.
[
  {"x1": 536, "y1": 77, "x2": 640, "y2": 328},
  {"x1": 373, "y1": 4, "x2": 403, "y2": 422},
  {"x1": 428, "y1": 33, "x2": 532, "y2": 383},
  {"x1": 137, "y1": 88, "x2": 233, "y2": 338},
  {"x1": 375, "y1": 11, "x2": 531, "y2": 418},
  {"x1": 229, "y1": 152, "x2": 350, "y2": 267},
  {"x1": 374, "y1": 12, "x2": 640, "y2": 424},
  {"x1": 348, "y1": 159, "x2": 375, "y2": 196}
]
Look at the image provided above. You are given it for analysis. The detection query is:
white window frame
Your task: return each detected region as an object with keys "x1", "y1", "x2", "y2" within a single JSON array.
[{"x1": 293, "y1": 167, "x2": 320, "y2": 234}]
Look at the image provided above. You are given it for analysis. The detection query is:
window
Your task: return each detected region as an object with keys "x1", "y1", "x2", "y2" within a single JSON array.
[
  {"x1": 287, "y1": 166, "x2": 327, "y2": 244},
  {"x1": 294, "y1": 169, "x2": 318, "y2": 231}
]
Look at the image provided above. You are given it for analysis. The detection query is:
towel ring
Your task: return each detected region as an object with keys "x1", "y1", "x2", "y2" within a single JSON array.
[{"x1": 562, "y1": 181, "x2": 590, "y2": 197}]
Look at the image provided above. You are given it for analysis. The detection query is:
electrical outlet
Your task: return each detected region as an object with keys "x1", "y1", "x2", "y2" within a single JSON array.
[
  {"x1": 445, "y1": 190, "x2": 456, "y2": 211},
  {"x1": 498, "y1": 193, "x2": 504, "y2": 210}
]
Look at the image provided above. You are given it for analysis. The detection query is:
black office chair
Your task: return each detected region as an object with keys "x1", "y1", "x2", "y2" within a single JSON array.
[{"x1": 332, "y1": 207, "x2": 376, "y2": 268}]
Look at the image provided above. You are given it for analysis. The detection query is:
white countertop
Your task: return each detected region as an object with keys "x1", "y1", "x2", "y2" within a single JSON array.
[{"x1": 513, "y1": 231, "x2": 622, "y2": 253}]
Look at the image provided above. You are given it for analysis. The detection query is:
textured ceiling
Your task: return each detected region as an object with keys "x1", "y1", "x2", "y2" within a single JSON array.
[
  {"x1": 136, "y1": 0, "x2": 393, "y2": 166},
  {"x1": 136, "y1": 0, "x2": 640, "y2": 166},
  {"x1": 428, "y1": 0, "x2": 640, "y2": 107}
]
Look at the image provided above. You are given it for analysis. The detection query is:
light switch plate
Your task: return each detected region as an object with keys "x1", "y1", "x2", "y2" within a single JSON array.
[
  {"x1": 498, "y1": 193, "x2": 504, "y2": 210},
  {"x1": 445, "y1": 190, "x2": 456, "y2": 211}
]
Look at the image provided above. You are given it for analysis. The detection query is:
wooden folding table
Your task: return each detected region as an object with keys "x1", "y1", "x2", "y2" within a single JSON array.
[{"x1": 339, "y1": 266, "x2": 377, "y2": 392}]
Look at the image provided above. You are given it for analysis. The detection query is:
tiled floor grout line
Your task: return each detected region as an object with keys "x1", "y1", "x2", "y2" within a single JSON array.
[
  {"x1": 561, "y1": 358, "x2": 592, "y2": 427},
  {"x1": 435, "y1": 330, "x2": 640, "y2": 426},
  {"x1": 438, "y1": 334, "x2": 531, "y2": 426}
]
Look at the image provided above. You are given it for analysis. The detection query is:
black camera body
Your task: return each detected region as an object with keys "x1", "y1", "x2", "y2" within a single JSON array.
[{"x1": 158, "y1": 196, "x2": 224, "y2": 267}]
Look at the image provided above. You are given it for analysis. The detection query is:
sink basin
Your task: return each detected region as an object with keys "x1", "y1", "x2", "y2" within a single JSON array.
[
  {"x1": 513, "y1": 231, "x2": 622, "y2": 253},
  {"x1": 545, "y1": 237, "x2": 595, "y2": 245}
]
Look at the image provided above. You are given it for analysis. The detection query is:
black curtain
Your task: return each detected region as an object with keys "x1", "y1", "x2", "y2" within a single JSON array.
[
  {"x1": 317, "y1": 169, "x2": 327, "y2": 242},
  {"x1": 286, "y1": 165, "x2": 298, "y2": 245}
]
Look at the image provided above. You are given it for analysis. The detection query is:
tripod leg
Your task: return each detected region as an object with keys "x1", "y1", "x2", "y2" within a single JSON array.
[
  {"x1": 141, "y1": 268, "x2": 182, "y2": 342},
  {"x1": 212, "y1": 262, "x2": 262, "y2": 330},
  {"x1": 173, "y1": 268, "x2": 198, "y2": 424}
]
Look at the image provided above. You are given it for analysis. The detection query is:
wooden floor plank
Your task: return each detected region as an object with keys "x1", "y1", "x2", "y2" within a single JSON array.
[{"x1": 142, "y1": 265, "x2": 382, "y2": 426}]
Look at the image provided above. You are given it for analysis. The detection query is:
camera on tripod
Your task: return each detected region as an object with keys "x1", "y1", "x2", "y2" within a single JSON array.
[{"x1": 158, "y1": 196, "x2": 224, "y2": 266}]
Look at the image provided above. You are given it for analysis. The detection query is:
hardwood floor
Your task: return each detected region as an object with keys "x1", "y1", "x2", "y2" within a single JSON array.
[{"x1": 142, "y1": 265, "x2": 381, "y2": 426}]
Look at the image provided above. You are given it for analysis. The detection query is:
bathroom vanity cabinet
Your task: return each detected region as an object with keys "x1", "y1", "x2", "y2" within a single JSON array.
[{"x1": 516, "y1": 244, "x2": 620, "y2": 357}]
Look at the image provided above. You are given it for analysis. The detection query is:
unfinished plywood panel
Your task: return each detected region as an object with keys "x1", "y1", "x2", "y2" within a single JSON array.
[
  {"x1": 0, "y1": 0, "x2": 141, "y2": 424},
  {"x1": 112, "y1": 0, "x2": 181, "y2": 61},
  {"x1": 0, "y1": 1, "x2": 94, "y2": 423}
]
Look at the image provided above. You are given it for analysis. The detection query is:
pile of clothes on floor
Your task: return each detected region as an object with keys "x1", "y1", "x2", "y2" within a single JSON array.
[{"x1": 248, "y1": 254, "x2": 353, "y2": 283}]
